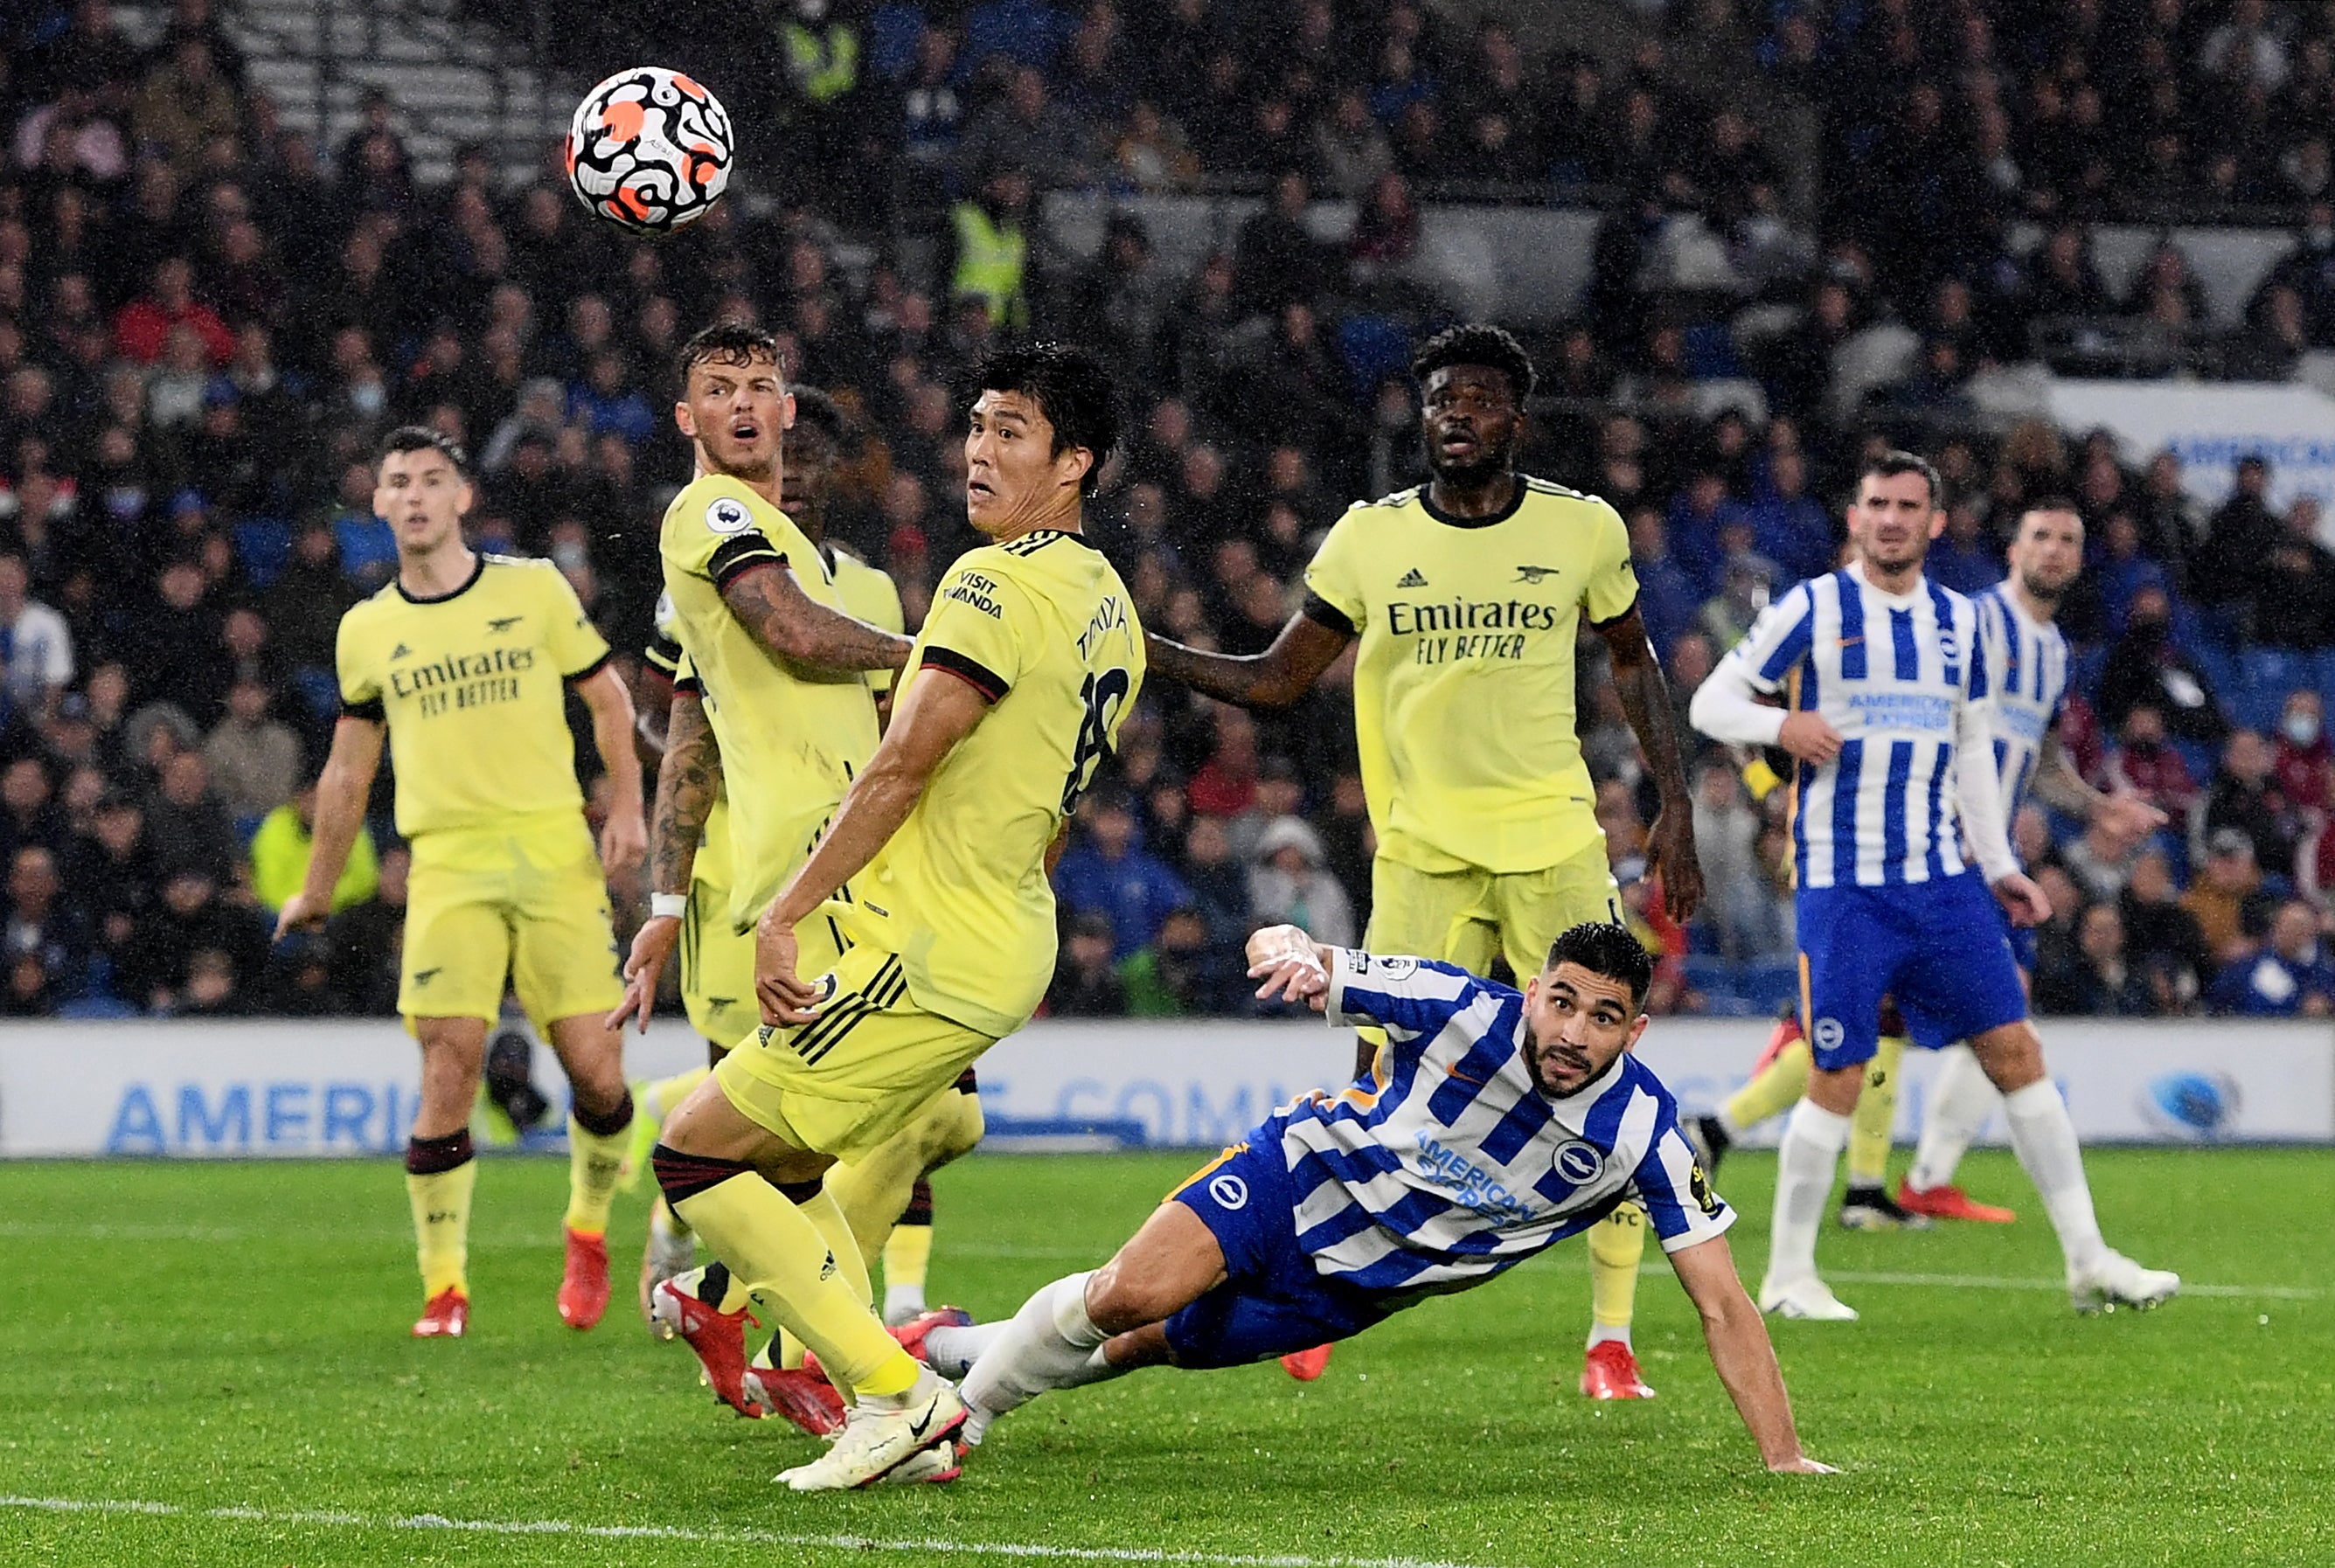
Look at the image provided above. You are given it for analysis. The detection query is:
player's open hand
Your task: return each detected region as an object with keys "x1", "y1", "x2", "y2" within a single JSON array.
[
  {"x1": 601, "y1": 807, "x2": 648, "y2": 882},
  {"x1": 607, "y1": 913, "x2": 679, "y2": 1033},
  {"x1": 1246, "y1": 924, "x2": 1331, "y2": 1009},
  {"x1": 754, "y1": 916, "x2": 823, "y2": 1025},
  {"x1": 1993, "y1": 871, "x2": 2051, "y2": 927},
  {"x1": 2095, "y1": 791, "x2": 2168, "y2": 842},
  {"x1": 1646, "y1": 808, "x2": 1704, "y2": 922},
  {"x1": 272, "y1": 889, "x2": 328, "y2": 942},
  {"x1": 1768, "y1": 1454, "x2": 1839, "y2": 1474},
  {"x1": 1776, "y1": 711, "x2": 1844, "y2": 766}
]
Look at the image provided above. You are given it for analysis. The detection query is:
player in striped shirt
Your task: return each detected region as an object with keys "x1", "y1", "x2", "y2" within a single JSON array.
[
  {"x1": 1690, "y1": 453, "x2": 2178, "y2": 1320},
  {"x1": 1688, "y1": 502, "x2": 2165, "y2": 1226},
  {"x1": 913, "y1": 921, "x2": 1832, "y2": 1475}
]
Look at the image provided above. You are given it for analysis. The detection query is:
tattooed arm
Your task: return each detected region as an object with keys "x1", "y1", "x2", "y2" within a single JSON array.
[
  {"x1": 608, "y1": 686, "x2": 723, "y2": 1031},
  {"x1": 1594, "y1": 603, "x2": 1704, "y2": 922},
  {"x1": 722, "y1": 561, "x2": 912, "y2": 676}
]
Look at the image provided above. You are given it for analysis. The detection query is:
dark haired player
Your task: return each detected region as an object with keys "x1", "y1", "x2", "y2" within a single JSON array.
[
  {"x1": 276, "y1": 427, "x2": 644, "y2": 1339},
  {"x1": 1143, "y1": 323, "x2": 1703, "y2": 1398},
  {"x1": 646, "y1": 343, "x2": 1144, "y2": 1489},
  {"x1": 913, "y1": 920, "x2": 1829, "y2": 1476}
]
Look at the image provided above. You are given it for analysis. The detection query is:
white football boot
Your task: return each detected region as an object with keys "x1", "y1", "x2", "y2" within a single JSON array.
[
  {"x1": 2069, "y1": 1251, "x2": 2180, "y2": 1314},
  {"x1": 1759, "y1": 1274, "x2": 1861, "y2": 1321},
  {"x1": 777, "y1": 1374, "x2": 967, "y2": 1491}
]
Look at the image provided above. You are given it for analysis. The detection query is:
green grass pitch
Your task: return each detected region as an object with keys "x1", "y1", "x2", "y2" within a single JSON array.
[{"x1": 2, "y1": 1148, "x2": 2328, "y2": 1567}]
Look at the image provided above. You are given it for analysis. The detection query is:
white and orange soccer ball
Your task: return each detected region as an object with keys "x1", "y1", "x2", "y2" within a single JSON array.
[{"x1": 565, "y1": 66, "x2": 733, "y2": 235}]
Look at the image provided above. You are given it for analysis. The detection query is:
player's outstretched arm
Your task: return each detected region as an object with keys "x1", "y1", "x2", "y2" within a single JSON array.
[
  {"x1": 1245, "y1": 922, "x2": 1334, "y2": 1009},
  {"x1": 752, "y1": 665, "x2": 991, "y2": 1024},
  {"x1": 1595, "y1": 605, "x2": 1704, "y2": 921},
  {"x1": 274, "y1": 716, "x2": 384, "y2": 939},
  {"x1": 723, "y1": 561, "x2": 913, "y2": 676},
  {"x1": 2032, "y1": 727, "x2": 2167, "y2": 840},
  {"x1": 1144, "y1": 608, "x2": 1351, "y2": 710},
  {"x1": 1668, "y1": 1233, "x2": 1835, "y2": 1474},
  {"x1": 632, "y1": 657, "x2": 675, "y2": 762},
  {"x1": 575, "y1": 664, "x2": 647, "y2": 882},
  {"x1": 608, "y1": 687, "x2": 720, "y2": 1031}
]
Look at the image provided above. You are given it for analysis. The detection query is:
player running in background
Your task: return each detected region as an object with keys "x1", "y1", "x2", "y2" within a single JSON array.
[
  {"x1": 1688, "y1": 452, "x2": 2179, "y2": 1321},
  {"x1": 1689, "y1": 502, "x2": 2165, "y2": 1225},
  {"x1": 276, "y1": 427, "x2": 645, "y2": 1339},
  {"x1": 647, "y1": 343, "x2": 1144, "y2": 1490},
  {"x1": 1143, "y1": 324, "x2": 1702, "y2": 1399},
  {"x1": 919, "y1": 921, "x2": 1830, "y2": 1476}
]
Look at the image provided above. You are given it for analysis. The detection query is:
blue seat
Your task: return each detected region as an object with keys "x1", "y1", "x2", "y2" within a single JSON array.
[
  {"x1": 1682, "y1": 954, "x2": 1736, "y2": 993},
  {"x1": 1737, "y1": 961, "x2": 1800, "y2": 1014},
  {"x1": 2314, "y1": 649, "x2": 2335, "y2": 712},
  {"x1": 1336, "y1": 314, "x2": 1413, "y2": 404},
  {"x1": 2236, "y1": 649, "x2": 2311, "y2": 733},
  {"x1": 2067, "y1": 644, "x2": 2108, "y2": 702},
  {"x1": 1698, "y1": 994, "x2": 1769, "y2": 1018},
  {"x1": 58, "y1": 995, "x2": 137, "y2": 1019},
  {"x1": 294, "y1": 666, "x2": 341, "y2": 721},
  {"x1": 1683, "y1": 322, "x2": 1741, "y2": 379},
  {"x1": 233, "y1": 519, "x2": 292, "y2": 588}
]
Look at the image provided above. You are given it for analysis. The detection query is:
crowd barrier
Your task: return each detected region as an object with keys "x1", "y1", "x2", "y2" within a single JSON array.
[{"x1": 1, "y1": 1016, "x2": 2326, "y2": 1157}]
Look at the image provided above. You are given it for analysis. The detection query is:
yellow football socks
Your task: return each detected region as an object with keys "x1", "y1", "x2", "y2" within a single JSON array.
[
  {"x1": 673, "y1": 1172, "x2": 921, "y2": 1399},
  {"x1": 564, "y1": 1098, "x2": 635, "y2": 1238},
  {"x1": 1587, "y1": 1204, "x2": 1646, "y2": 1341},
  {"x1": 405, "y1": 1153, "x2": 476, "y2": 1300},
  {"x1": 882, "y1": 1221, "x2": 934, "y2": 1296},
  {"x1": 1846, "y1": 1035, "x2": 1908, "y2": 1188},
  {"x1": 1724, "y1": 1036, "x2": 1812, "y2": 1131}
]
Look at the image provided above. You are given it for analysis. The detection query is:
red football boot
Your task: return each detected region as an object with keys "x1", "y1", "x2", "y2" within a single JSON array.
[
  {"x1": 1580, "y1": 1340, "x2": 1656, "y2": 1400},
  {"x1": 650, "y1": 1274, "x2": 764, "y2": 1417},
  {"x1": 412, "y1": 1287, "x2": 469, "y2": 1339},
  {"x1": 1280, "y1": 1343, "x2": 1334, "y2": 1381},
  {"x1": 1895, "y1": 1178, "x2": 2016, "y2": 1224},
  {"x1": 889, "y1": 1306, "x2": 975, "y2": 1364},
  {"x1": 740, "y1": 1365, "x2": 846, "y2": 1437},
  {"x1": 558, "y1": 1228, "x2": 612, "y2": 1330}
]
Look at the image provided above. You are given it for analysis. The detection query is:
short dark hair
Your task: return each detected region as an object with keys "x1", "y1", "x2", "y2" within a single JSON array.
[
  {"x1": 1544, "y1": 921, "x2": 1655, "y2": 1013},
  {"x1": 971, "y1": 342, "x2": 1120, "y2": 496},
  {"x1": 788, "y1": 385, "x2": 850, "y2": 448},
  {"x1": 1858, "y1": 448, "x2": 1943, "y2": 509},
  {"x1": 377, "y1": 425, "x2": 470, "y2": 478},
  {"x1": 676, "y1": 320, "x2": 781, "y2": 393},
  {"x1": 2021, "y1": 495, "x2": 2082, "y2": 523},
  {"x1": 1411, "y1": 323, "x2": 1536, "y2": 403}
]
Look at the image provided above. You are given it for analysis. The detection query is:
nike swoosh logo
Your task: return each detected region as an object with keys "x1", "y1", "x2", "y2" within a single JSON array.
[{"x1": 908, "y1": 1403, "x2": 938, "y2": 1440}]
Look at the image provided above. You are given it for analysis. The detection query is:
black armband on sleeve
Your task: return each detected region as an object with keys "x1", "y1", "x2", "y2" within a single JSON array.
[
  {"x1": 709, "y1": 532, "x2": 786, "y2": 593},
  {"x1": 919, "y1": 646, "x2": 1010, "y2": 703},
  {"x1": 1300, "y1": 593, "x2": 1357, "y2": 636},
  {"x1": 563, "y1": 650, "x2": 613, "y2": 683},
  {"x1": 340, "y1": 696, "x2": 385, "y2": 723},
  {"x1": 1587, "y1": 593, "x2": 1642, "y2": 633}
]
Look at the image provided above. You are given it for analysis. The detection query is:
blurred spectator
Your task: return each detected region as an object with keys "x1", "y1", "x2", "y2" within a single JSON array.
[
  {"x1": 326, "y1": 842, "x2": 407, "y2": 1015},
  {"x1": 1247, "y1": 815, "x2": 1355, "y2": 949},
  {"x1": 203, "y1": 678, "x2": 303, "y2": 821},
  {"x1": 2095, "y1": 586, "x2": 2226, "y2": 742},
  {"x1": 1, "y1": 758, "x2": 66, "y2": 861},
  {"x1": 2102, "y1": 704, "x2": 2200, "y2": 820},
  {"x1": 1692, "y1": 760, "x2": 1783, "y2": 961},
  {"x1": 2185, "y1": 828, "x2": 2276, "y2": 962},
  {"x1": 1053, "y1": 794, "x2": 1189, "y2": 961},
  {"x1": 120, "y1": 864, "x2": 258, "y2": 1013},
  {"x1": 145, "y1": 750, "x2": 235, "y2": 882},
  {"x1": 1046, "y1": 910, "x2": 1129, "y2": 1017},
  {"x1": 132, "y1": 38, "x2": 238, "y2": 176},
  {"x1": 2209, "y1": 899, "x2": 2335, "y2": 1016},
  {"x1": 2203, "y1": 729, "x2": 2303, "y2": 878},
  {"x1": 2060, "y1": 815, "x2": 2142, "y2": 906},
  {"x1": 1179, "y1": 814, "x2": 1251, "y2": 947},
  {"x1": 945, "y1": 164, "x2": 1034, "y2": 336},
  {"x1": 1121, "y1": 905, "x2": 1239, "y2": 1016},
  {"x1": 2121, "y1": 848, "x2": 2213, "y2": 1011},
  {"x1": 3, "y1": 844, "x2": 82, "y2": 994},
  {"x1": 248, "y1": 784, "x2": 379, "y2": 915},
  {"x1": 2247, "y1": 498, "x2": 2335, "y2": 649},
  {"x1": 114, "y1": 256, "x2": 233, "y2": 367},
  {"x1": 0, "y1": 554, "x2": 73, "y2": 725},
  {"x1": 1188, "y1": 705, "x2": 1261, "y2": 820},
  {"x1": 2036, "y1": 901, "x2": 2152, "y2": 1016},
  {"x1": 2272, "y1": 691, "x2": 2331, "y2": 816}
]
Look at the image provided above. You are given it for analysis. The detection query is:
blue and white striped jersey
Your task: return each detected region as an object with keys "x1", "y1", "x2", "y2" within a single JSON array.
[
  {"x1": 1720, "y1": 563, "x2": 1989, "y2": 890},
  {"x1": 1970, "y1": 581, "x2": 2070, "y2": 848},
  {"x1": 1277, "y1": 949, "x2": 1733, "y2": 1294}
]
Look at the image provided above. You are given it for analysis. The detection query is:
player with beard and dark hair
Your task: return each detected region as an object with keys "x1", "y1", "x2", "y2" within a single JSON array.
[{"x1": 1143, "y1": 323, "x2": 1706, "y2": 1400}]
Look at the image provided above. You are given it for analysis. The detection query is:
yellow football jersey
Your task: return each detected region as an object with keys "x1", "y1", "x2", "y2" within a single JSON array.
[
  {"x1": 831, "y1": 546, "x2": 905, "y2": 697},
  {"x1": 337, "y1": 553, "x2": 610, "y2": 840},
  {"x1": 839, "y1": 530, "x2": 1143, "y2": 1037},
  {"x1": 1303, "y1": 475, "x2": 1637, "y2": 876},
  {"x1": 659, "y1": 475, "x2": 882, "y2": 930}
]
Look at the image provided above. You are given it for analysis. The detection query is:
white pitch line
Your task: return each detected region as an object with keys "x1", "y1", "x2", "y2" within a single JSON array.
[
  {"x1": 0, "y1": 1221, "x2": 1097, "y2": 1259},
  {"x1": 1824, "y1": 1269, "x2": 2322, "y2": 1301},
  {"x1": 0, "y1": 1496, "x2": 1491, "y2": 1568}
]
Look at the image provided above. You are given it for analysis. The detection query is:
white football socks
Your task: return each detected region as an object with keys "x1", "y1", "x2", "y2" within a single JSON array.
[
  {"x1": 921, "y1": 1319, "x2": 1011, "y2": 1380},
  {"x1": 1908, "y1": 1043, "x2": 1999, "y2": 1192},
  {"x1": 956, "y1": 1271, "x2": 1124, "y2": 1442},
  {"x1": 1769, "y1": 1100, "x2": 1852, "y2": 1285},
  {"x1": 2002, "y1": 1079, "x2": 2107, "y2": 1274}
]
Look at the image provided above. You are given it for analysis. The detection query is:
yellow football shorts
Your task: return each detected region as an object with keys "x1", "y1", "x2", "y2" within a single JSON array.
[
  {"x1": 400, "y1": 822, "x2": 622, "y2": 1033},
  {"x1": 679, "y1": 873, "x2": 759, "y2": 1048},
  {"x1": 1364, "y1": 835, "x2": 1623, "y2": 979},
  {"x1": 715, "y1": 941, "x2": 995, "y2": 1162}
]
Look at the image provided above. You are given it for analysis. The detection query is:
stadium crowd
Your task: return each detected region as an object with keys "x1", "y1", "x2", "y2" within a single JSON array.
[{"x1": 2, "y1": 0, "x2": 2333, "y2": 1025}]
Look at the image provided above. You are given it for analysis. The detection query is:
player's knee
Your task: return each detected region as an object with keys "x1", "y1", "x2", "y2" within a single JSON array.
[
  {"x1": 941, "y1": 1091, "x2": 984, "y2": 1162},
  {"x1": 1971, "y1": 1023, "x2": 2045, "y2": 1091},
  {"x1": 1082, "y1": 1259, "x2": 1169, "y2": 1335}
]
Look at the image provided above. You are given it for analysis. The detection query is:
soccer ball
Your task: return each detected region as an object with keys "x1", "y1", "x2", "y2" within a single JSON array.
[{"x1": 565, "y1": 66, "x2": 733, "y2": 235}]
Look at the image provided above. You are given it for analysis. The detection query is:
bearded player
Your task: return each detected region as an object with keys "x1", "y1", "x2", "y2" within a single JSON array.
[
  {"x1": 1143, "y1": 323, "x2": 1702, "y2": 1399},
  {"x1": 1687, "y1": 502, "x2": 2164, "y2": 1227},
  {"x1": 648, "y1": 342, "x2": 1143, "y2": 1489},
  {"x1": 276, "y1": 427, "x2": 644, "y2": 1338}
]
